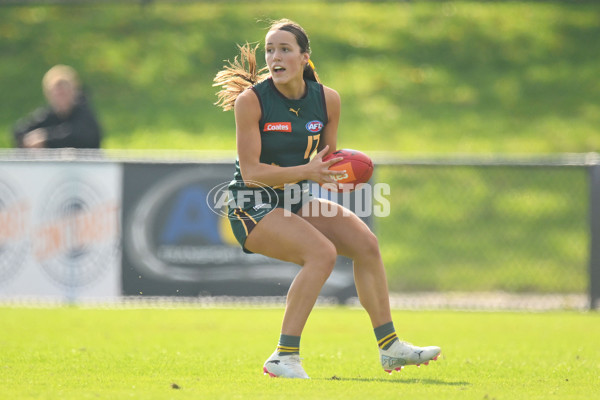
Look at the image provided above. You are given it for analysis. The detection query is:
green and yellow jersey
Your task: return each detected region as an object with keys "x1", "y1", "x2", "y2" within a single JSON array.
[{"x1": 229, "y1": 77, "x2": 328, "y2": 198}]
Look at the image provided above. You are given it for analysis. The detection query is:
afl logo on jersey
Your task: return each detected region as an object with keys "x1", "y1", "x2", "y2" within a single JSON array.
[{"x1": 306, "y1": 120, "x2": 324, "y2": 133}]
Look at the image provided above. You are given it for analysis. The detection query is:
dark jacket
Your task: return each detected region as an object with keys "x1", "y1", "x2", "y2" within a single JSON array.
[{"x1": 13, "y1": 93, "x2": 102, "y2": 148}]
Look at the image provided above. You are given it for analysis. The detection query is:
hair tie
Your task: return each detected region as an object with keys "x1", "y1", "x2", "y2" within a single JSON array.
[{"x1": 307, "y1": 59, "x2": 316, "y2": 70}]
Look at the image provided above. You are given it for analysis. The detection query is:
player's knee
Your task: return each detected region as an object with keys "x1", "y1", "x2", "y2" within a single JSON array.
[
  {"x1": 354, "y1": 230, "x2": 381, "y2": 261},
  {"x1": 305, "y1": 240, "x2": 337, "y2": 276},
  {"x1": 321, "y1": 241, "x2": 338, "y2": 273}
]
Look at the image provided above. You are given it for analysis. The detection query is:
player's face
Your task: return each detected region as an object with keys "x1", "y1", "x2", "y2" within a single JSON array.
[{"x1": 265, "y1": 29, "x2": 309, "y2": 86}]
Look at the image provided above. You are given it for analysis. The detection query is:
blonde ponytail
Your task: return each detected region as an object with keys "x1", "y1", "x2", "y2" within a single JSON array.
[{"x1": 213, "y1": 43, "x2": 269, "y2": 111}]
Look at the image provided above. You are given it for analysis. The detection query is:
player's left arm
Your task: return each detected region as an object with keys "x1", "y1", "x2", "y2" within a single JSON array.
[{"x1": 318, "y1": 85, "x2": 340, "y2": 156}]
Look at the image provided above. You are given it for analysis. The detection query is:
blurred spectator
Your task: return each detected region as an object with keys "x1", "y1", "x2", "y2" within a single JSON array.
[{"x1": 13, "y1": 65, "x2": 102, "y2": 149}]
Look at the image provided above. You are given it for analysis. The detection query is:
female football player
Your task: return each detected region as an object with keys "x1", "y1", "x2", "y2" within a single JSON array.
[{"x1": 214, "y1": 19, "x2": 440, "y2": 379}]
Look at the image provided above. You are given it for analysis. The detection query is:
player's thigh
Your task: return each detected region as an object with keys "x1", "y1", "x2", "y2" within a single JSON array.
[
  {"x1": 244, "y1": 207, "x2": 337, "y2": 266},
  {"x1": 299, "y1": 198, "x2": 379, "y2": 259}
]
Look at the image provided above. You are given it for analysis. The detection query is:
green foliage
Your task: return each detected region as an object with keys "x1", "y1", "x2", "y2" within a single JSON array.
[
  {"x1": 1, "y1": 2, "x2": 599, "y2": 152},
  {"x1": 0, "y1": 307, "x2": 599, "y2": 399}
]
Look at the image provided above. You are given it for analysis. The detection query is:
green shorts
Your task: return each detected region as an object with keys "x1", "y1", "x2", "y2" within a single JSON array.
[{"x1": 228, "y1": 188, "x2": 313, "y2": 254}]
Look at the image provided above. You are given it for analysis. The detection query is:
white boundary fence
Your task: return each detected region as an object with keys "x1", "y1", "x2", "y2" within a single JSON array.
[{"x1": 0, "y1": 149, "x2": 598, "y2": 310}]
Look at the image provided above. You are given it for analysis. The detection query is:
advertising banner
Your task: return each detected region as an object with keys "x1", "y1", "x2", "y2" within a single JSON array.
[
  {"x1": 0, "y1": 162, "x2": 121, "y2": 302},
  {"x1": 121, "y1": 163, "x2": 359, "y2": 300}
]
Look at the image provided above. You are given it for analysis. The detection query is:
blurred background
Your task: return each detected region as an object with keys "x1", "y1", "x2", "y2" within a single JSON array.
[{"x1": 1, "y1": 0, "x2": 599, "y2": 309}]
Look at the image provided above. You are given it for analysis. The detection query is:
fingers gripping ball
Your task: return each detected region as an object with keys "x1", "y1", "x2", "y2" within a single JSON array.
[{"x1": 322, "y1": 149, "x2": 374, "y2": 191}]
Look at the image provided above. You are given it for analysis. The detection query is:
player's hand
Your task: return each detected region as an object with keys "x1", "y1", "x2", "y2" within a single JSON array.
[{"x1": 307, "y1": 145, "x2": 344, "y2": 184}]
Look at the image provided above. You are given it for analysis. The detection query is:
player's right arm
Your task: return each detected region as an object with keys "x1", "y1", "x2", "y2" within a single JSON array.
[{"x1": 234, "y1": 89, "x2": 342, "y2": 187}]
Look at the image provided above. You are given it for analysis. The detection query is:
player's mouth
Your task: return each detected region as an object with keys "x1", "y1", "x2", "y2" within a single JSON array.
[{"x1": 272, "y1": 66, "x2": 286, "y2": 74}]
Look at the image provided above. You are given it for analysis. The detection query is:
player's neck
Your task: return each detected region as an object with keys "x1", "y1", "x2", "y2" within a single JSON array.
[{"x1": 274, "y1": 79, "x2": 306, "y2": 100}]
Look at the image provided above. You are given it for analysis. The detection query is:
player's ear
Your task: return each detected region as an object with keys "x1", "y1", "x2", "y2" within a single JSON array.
[{"x1": 302, "y1": 52, "x2": 310, "y2": 66}]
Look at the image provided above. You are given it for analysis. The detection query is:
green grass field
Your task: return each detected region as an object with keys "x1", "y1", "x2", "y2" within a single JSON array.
[{"x1": 1, "y1": 306, "x2": 599, "y2": 399}]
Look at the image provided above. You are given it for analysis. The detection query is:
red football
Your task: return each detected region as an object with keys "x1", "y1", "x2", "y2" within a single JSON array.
[{"x1": 322, "y1": 149, "x2": 374, "y2": 191}]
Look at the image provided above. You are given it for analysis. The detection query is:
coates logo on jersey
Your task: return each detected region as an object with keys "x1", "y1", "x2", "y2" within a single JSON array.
[
  {"x1": 264, "y1": 122, "x2": 292, "y2": 132},
  {"x1": 306, "y1": 120, "x2": 324, "y2": 133}
]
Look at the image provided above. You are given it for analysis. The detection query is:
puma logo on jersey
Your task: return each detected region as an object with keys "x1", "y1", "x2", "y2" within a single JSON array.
[{"x1": 289, "y1": 107, "x2": 300, "y2": 117}]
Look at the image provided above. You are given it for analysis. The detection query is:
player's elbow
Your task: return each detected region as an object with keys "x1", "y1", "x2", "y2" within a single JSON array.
[
  {"x1": 239, "y1": 165, "x2": 262, "y2": 187},
  {"x1": 243, "y1": 179, "x2": 262, "y2": 188}
]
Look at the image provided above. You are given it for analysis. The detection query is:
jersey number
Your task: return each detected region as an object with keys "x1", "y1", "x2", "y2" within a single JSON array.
[{"x1": 304, "y1": 135, "x2": 320, "y2": 159}]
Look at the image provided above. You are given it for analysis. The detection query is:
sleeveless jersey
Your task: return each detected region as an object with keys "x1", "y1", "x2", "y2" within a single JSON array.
[{"x1": 229, "y1": 78, "x2": 328, "y2": 202}]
